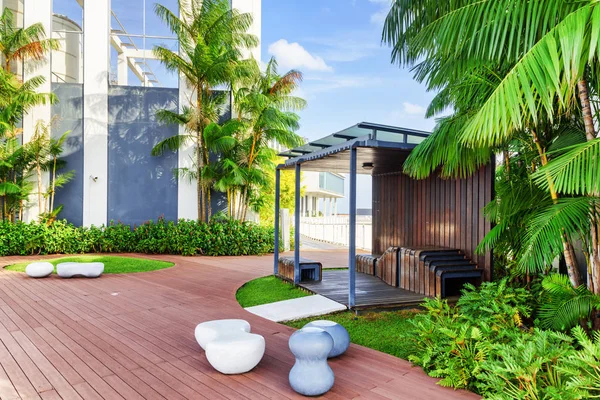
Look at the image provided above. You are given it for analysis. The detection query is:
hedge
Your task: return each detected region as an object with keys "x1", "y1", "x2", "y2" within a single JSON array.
[{"x1": 0, "y1": 217, "x2": 277, "y2": 257}]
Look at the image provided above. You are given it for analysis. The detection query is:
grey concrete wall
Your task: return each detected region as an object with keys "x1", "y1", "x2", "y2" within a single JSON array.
[
  {"x1": 52, "y1": 83, "x2": 84, "y2": 226},
  {"x1": 107, "y1": 86, "x2": 179, "y2": 226}
]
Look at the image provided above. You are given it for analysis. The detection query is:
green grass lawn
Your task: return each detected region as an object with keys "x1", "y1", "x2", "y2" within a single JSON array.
[
  {"x1": 285, "y1": 310, "x2": 419, "y2": 359},
  {"x1": 236, "y1": 275, "x2": 312, "y2": 307},
  {"x1": 5, "y1": 255, "x2": 174, "y2": 274},
  {"x1": 236, "y1": 274, "x2": 419, "y2": 360}
]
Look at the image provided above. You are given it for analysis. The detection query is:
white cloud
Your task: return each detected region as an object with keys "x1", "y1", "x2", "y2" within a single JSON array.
[
  {"x1": 268, "y1": 39, "x2": 333, "y2": 72},
  {"x1": 402, "y1": 102, "x2": 426, "y2": 115},
  {"x1": 305, "y1": 34, "x2": 382, "y2": 63},
  {"x1": 368, "y1": 0, "x2": 391, "y2": 26},
  {"x1": 301, "y1": 75, "x2": 384, "y2": 97}
]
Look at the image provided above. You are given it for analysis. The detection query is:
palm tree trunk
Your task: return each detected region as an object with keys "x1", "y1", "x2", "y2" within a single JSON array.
[
  {"x1": 36, "y1": 159, "x2": 43, "y2": 216},
  {"x1": 532, "y1": 130, "x2": 582, "y2": 287},
  {"x1": 577, "y1": 78, "x2": 600, "y2": 296},
  {"x1": 577, "y1": 79, "x2": 597, "y2": 141},
  {"x1": 50, "y1": 157, "x2": 57, "y2": 212},
  {"x1": 238, "y1": 187, "x2": 247, "y2": 221},
  {"x1": 207, "y1": 187, "x2": 212, "y2": 220},
  {"x1": 503, "y1": 149, "x2": 510, "y2": 175}
]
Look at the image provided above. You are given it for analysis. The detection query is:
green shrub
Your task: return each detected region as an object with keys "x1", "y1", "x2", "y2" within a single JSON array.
[
  {"x1": 402, "y1": 278, "x2": 600, "y2": 398},
  {"x1": 477, "y1": 329, "x2": 580, "y2": 399},
  {"x1": 0, "y1": 217, "x2": 277, "y2": 257}
]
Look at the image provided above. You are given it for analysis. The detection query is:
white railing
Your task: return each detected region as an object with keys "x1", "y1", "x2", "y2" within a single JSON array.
[{"x1": 298, "y1": 216, "x2": 372, "y2": 251}]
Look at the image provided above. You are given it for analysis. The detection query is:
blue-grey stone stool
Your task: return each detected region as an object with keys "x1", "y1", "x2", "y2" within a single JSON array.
[
  {"x1": 304, "y1": 320, "x2": 350, "y2": 358},
  {"x1": 288, "y1": 327, "x2": 335, "y2": 396}
]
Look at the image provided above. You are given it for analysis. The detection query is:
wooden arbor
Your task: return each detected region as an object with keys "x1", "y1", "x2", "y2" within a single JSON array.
[{"x1": 274, "y1": 122, "x2": 494, "y2": 308}]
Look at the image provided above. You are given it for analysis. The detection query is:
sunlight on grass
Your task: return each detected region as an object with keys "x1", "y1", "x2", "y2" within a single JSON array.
[
  {"x1": 236, "y1": 275, "x2": 312, "y2": 308},
  {"x1": 5, "y1": 255, "x2": 173, "y2": 274},
  {"x1": 285, "y1": 310, "x2": 419, "y2": 360}
]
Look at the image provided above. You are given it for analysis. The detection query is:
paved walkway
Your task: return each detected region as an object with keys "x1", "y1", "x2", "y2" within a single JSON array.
[
  {"x1": 244, "y1": 295, "x2": 347, "y2": 322},
  {"x1": 0, "y1": 251, "x2": 479, "y2": 399}
]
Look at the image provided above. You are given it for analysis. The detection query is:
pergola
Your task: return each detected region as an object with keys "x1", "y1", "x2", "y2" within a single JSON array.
[{"x1": 273, "y1": 122, "x2": 430, "y2": 308}]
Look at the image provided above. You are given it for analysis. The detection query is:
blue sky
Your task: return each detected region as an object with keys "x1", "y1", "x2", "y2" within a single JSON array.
[
  {"x1": 261, "y1": 0, "x2": 436, "y2": 212},
  {"x1": 261, "y1": 0, "x2": 436, "y2": 142}
]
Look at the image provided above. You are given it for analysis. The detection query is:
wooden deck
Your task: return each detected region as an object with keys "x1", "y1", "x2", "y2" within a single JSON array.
[
  {"x1": 0, "y1": 250, "x2": 478, "y2": 399},
  {"x1": 300, "y1": 270, "x2": 426, "y2": 310}
]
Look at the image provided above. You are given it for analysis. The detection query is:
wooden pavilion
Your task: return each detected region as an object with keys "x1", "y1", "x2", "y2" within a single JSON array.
[{"x1": 274, "y1": 122, "x2": 495, "y2": 309}]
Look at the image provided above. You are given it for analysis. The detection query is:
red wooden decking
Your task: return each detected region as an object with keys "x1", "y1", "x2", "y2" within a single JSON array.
[{"x1": 0, "y1": 251, "x2": 479, "y2": 399}]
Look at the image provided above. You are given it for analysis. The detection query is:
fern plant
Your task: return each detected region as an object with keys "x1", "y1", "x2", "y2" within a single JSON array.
[
  {"x1": 560, "y1": 326, "x2": 600, "y2": 398},
  {"x1": 457, "y1": 279, "x2": 532, "y2": 331},
  {"x1": 476, "y1": 329, "x2": 580, "y2": 399},
  {"x1": 538, "y1": 274, "x2": 600, "y2": 331}
]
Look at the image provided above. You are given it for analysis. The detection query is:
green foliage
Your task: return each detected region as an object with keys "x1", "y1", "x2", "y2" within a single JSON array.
[
  {"x1": 0, "y1": 217, "x2": 277, "y2": 257},
  {"x1": 538, "y1": 274, "x2": 600, "y2": 331},
  {"x1": 382, "y1": 0, "x2": 600, "y2": 288},
  {"x1": 477, "y1": 329, "x2": 579, "y2": 399},
  {"x1": 235, "y1": 276, "x2": 311, "y2": 307},
  {"x1": 456, "y1": 279, "x2": 532, "y2": 328},
  {"x1": 6, "y1": 255, "x2": 173, "y2": 274},
  {"x1": 560, "y1": 326, "x2": 600, "y2": 397},
  {"x1": 398, "y1": 278, "x2": 600, "y2": 398},
  {"x1": 406, "y1": 281, "x2": 531, "y2": 391}
]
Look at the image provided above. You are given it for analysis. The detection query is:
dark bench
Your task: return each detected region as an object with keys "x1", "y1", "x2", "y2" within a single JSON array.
[
  {"x1": 426, "y1": 262, "x2": 480, "y2": 297},
  {"x1": 436, "y1": 268, "x2": 483, "y2": 298},
  {"x1": 278, "y1": 257, "x2": 322, "y2": 284}
]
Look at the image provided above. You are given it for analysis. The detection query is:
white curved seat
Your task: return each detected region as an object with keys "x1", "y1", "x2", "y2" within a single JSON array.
[
  {"x1": 194, "y1": 319, "x2": 251, "y2": 350},
  {"x1": 25, "y1": 262, "x2": 54, "y2": 278},
  {"x1": 57, "y1": 262, "x2": 104, "y2": 278},
  {"x1": 205, "y1": 331, "x2": 265, "y2": 375}
]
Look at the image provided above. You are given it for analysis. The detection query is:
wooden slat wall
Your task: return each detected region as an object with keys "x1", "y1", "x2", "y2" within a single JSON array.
[{"x1": 372, "y1": 164, "x2": 494, "y2": 281}]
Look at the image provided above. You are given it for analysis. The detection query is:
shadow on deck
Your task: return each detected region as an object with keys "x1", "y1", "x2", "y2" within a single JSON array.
[{"x1": 299, "y1": 270, "x2": 427, "y2": 310}]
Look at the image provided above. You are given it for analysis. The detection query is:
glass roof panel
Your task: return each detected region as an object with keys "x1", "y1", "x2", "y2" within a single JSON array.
[
  {"x1": 375, "y1": 131, "x2": 407, "y2": 143},
  {"x1": 278, "y1": 122, "x2": 430, "y2": 159}
]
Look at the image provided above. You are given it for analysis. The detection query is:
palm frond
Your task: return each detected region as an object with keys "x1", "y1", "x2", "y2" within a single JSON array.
[
  {"x1": 533, "y1": 138, "x2": 600, "y2": 195},
  {"x1": 518, "y1": 197, "x2": 597, "y2": 274},
  {"x1": 151, "y1": 134, "x2": 194, "y2": 156}
]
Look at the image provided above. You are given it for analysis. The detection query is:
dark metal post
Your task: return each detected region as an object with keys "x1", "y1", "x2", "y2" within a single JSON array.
[
  {"x1": 349, "y1": 147, "x2": 357, "y2": 307},
  {"x1": 294, "y1": 163, "x2": 301, "y2": 284},
  {"x1": 274, "y1": 168, "x2": 281, "y2": 275}
]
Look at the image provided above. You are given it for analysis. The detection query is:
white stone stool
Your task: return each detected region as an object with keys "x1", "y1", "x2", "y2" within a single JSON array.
[
  {"x1": 25, "y1": 262, "x2": 54, "y2": 278},
  {"x1": 194, "y1": 319, "x2": 251, "y2": 350},
  {"x1": 57, "y1": 262, "x2": 104, "y2": 278},
  {"x1": 205, "y1": 331, "x2": 265, "y2": 374}
]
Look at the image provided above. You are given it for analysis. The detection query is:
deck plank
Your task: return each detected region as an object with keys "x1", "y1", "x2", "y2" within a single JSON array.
[
  {"x1": 300, "y1": 270, "x2": 426, "y2": 308},
  {"x1": 0, "y1": 252, "x2": 479, "y2": 399}
]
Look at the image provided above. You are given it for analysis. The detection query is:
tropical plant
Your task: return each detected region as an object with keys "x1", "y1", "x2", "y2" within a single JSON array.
[
  {"x1": 382, "y1": 0, "x2": 600, "y2": 294},
  {"x1": 232, "y1": 57, "x2": 305, "y2": 220},
  {"x1": 0, "y1": 6, "x2": 59, "y2": 222},
  {"x1": 476, "y1": 329, "x2": 579, "y2": 399},
  {"x1": 0, "y1": 7, "x2": 58, "y2": 74},
  {"x1": 27, "y1": 120, "x2": 73, "y2": 220},
  {"x1": 538, "y1": 274, "x2": 600, "y2": 331},
  {"x1": 151, "y1": 0, "x2": 258, "y2": 222},
  {"x1": 560, "y1": 325, "x2": 600, "y2": 397}
]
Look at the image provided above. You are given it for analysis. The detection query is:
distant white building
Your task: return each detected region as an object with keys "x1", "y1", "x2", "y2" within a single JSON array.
[{"x1": 300, "y1": 172, "x2": 344, "y2": 217}]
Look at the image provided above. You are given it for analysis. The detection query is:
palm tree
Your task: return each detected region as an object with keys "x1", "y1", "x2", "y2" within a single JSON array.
[
  {"x1": 383, "y1": 0, "x2": 600, "y2": 289},
  {"x1": 151, "y1": 0, "x2": 258, "y2": 222},
  {"x1": 233, "y1": 57, "x2": 305, "y2": 220},
  {"x1": 0, "y1": 7, "x2": 58, "y2": 73}
]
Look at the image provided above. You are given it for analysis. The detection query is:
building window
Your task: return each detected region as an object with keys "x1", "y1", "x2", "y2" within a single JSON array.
[{"x1": 110, "y1": 0, "x2": 179, "y2": 88}]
